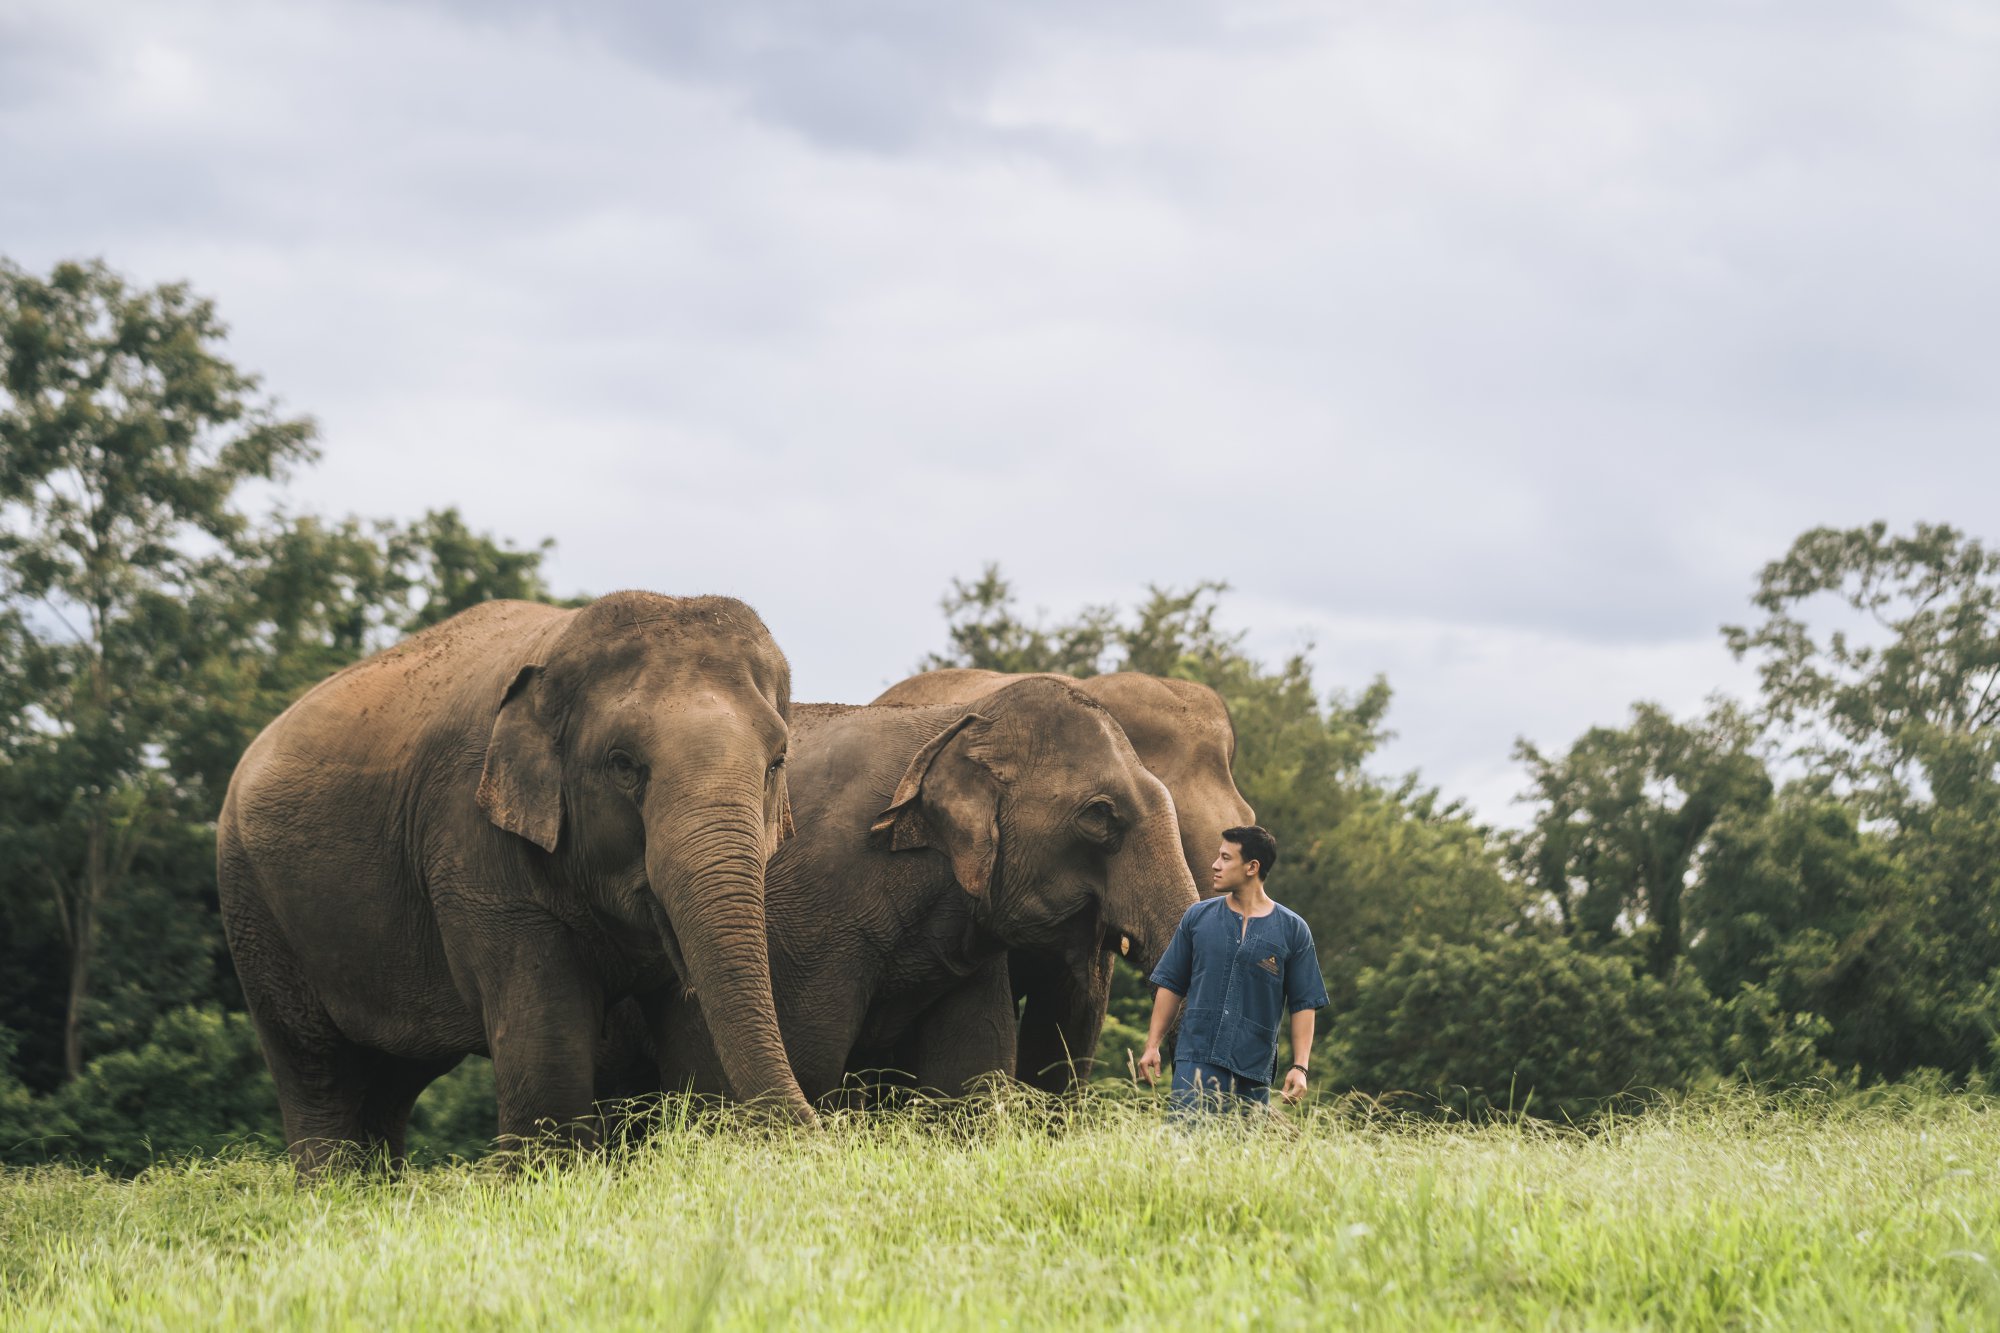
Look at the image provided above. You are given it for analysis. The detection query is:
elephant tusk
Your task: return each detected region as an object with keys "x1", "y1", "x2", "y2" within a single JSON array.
[{"x1": 1120, "y1": 934, "x2": 1131, "y2": 957}]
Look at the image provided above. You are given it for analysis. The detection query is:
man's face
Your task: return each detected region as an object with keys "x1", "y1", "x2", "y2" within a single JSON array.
[{"x1": 1211, "y1": 840, "x2": 1257, "y2": 893}]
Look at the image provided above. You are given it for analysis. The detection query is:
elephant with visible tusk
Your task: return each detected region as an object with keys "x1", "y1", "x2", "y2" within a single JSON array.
[
  {"x1": 218, "y1": 591, "x2": 814, "y2": 1172},
  {"x1": 871, "y1": 669, "x2": 1254, "y2": 1092},
  {"x1": 619, "y1": 677, "x2": 1200, "y2": 1104}
]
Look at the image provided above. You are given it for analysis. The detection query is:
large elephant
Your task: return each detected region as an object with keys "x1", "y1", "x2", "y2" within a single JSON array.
[
  {"x1": 218, "y1": 591, "x2": 814, "y2": 1171},
  {"x1": 638, "y1": 677, "x2": 1200, "y2": 1103},
  {"x1": 870, "y1": 669, "x2": 1254, "y2": 1091}
]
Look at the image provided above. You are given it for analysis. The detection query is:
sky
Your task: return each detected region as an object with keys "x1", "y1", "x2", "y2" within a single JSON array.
[{"x1": 5, "y1": 0, "x2": 1998, "y2": 824}]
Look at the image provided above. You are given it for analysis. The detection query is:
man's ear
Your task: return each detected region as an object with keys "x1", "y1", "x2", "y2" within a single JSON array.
[
  {"x1": 477, "y1": 664, "x2": 563, "y2": 853},
  {"x1": 868, "y1": 712, "x2": 1003, "y2": 896}
]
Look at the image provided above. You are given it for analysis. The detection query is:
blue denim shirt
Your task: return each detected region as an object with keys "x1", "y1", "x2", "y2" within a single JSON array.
[{"x1": 1149, "y1": 895, "x2": 1329, "y2": 1085}]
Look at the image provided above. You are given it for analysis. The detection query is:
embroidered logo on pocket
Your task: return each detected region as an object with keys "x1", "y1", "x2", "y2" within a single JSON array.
[{"x1": 1258, "y1": 954, "x2": 1280, "y2": 976}]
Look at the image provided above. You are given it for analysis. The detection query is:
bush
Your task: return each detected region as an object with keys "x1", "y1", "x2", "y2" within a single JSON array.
[
  {"x1": 45, "y1": 1007, "x2": 280, "y2": 1171},
  {"x1": 0, "y1": 1025, "x2": 76, "y2": 1163},
  {"x1": 407, "y1": 1058, "x2": 497, "y2": 1162},
  {"x1": 1332, "y1": 936, "x2": 1718, "y2": 1119},
  {"x1": 1716, "y1": 982, "x2": 1839, "y2": 1086}
]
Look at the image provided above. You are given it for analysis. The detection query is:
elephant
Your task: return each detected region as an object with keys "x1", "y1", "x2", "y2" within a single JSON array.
[
  {"x1": 630, "y1": 676, "x2": 1200, "y2": 1105},
  {"x1": 869, "y1": 669, "x2": 1254, "y2": 1092},
  {"x1": 217, "y1": 591, "x2": 814, "y2": 1172}
]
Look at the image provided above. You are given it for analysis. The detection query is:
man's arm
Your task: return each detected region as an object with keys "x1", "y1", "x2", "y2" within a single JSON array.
[
  {"x1": 1280, "y1": 1008, "x2": 1314, "y2": 1104},
  {"x1": 1137, "y1": 987, "x2": 1183, "y2": 1085}
]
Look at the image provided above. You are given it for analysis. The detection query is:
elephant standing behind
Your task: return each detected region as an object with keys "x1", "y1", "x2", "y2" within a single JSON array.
[
  {"x1": 641, "y1": 677, "x2": 1200, "y2": 1103},
  {"x1": 218, "y1": 591, "x2": 813, "y2": 1171},
  {"x1": 870, "y1": 669, "x2": 1254, "y2": 1091}
]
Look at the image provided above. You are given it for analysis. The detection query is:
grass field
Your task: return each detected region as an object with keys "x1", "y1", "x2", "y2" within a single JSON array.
[{"x1": 5, "y1": 1087, "x2": 2000, "y2": 1330}]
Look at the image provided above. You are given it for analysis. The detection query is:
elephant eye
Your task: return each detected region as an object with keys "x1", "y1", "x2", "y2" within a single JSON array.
[
  {"x1": 1076, "y1": 797, "x2": 1123, "y2": 846},
  {"x1": 768, "y1": 752, "x2": 787, "y2": 773},
  {"x1": 607, "y1": 749, "x2": 645, "y2": 788}
]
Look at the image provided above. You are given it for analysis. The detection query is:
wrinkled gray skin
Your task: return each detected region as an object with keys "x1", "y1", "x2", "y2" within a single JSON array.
[
  {"x1": 218, "y1": 592, "x2": 814, "y2": 1172},
  {"x1": 870, "y1": 669, "x2": 1255, "y2": 1092},
  {"x1": 625, "y1": 678, "x2": 1199, "y2": 1103}
]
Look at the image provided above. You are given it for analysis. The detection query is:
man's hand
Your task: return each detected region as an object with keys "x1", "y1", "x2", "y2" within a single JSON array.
[
  {"x1": 1283, "y1": 1009, "x2": 1316, "y2": 1106},
  {"x1": 1140, "y1": 987, "x2": 1182, "y2": 1088}
]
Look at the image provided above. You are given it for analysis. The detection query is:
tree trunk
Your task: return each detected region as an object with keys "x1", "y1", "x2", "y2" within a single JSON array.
[{"x1": 62, "y1": 817, "x2": 106, "y2": 1083}]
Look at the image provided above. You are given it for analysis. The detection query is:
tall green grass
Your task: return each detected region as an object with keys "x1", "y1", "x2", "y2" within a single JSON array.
[{"x1": 5, "y1": 1088, "x2": 1999, "y2": 1329}]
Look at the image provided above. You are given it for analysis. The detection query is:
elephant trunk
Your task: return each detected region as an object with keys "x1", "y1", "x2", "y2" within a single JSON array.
[
  {"x1": 647, "y1": 793, "x2": 816, "y2": 1126},
  {"x1": 1106, "y1": 779, "x2": 1201, "y2": 977},
  {"x1": 1178, "y1": 791, "x2": 1257, "y2": 902}
]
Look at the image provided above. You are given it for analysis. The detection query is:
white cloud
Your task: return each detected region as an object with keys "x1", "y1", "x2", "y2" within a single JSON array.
[{"x1": 4, "y1": 0, "x2": 1996, "y2": 822}]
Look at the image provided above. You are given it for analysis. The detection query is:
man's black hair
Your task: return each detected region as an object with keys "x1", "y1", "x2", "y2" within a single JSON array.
[{"x1": 1221, "y1": 824, "x2": 1278, "y2": 880}]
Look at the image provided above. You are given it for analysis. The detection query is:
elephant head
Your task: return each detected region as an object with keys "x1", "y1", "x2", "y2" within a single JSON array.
[
  {"x1": 1077, "y1": 673, "x2": 1256, "y2": 900},
  {"x1": 476, "y1": 591, "x2": 810, "y2": 1121},
  {"x1": 868, "y1": 678, "x2": 1198, "y2": 976}
]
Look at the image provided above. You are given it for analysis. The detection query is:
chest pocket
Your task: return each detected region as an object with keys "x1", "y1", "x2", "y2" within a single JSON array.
[{"x1": 1250, "y1": 944, "x2": 1285, "y2": 988}]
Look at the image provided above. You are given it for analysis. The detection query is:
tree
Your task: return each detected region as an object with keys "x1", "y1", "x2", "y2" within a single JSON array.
[
  {"x1": 0, "y1": 258, "x2": 317, "y2": 1081},
  {"x1": 170, "y1": 507, "x2": 573, "y2": 802},
  {"x1": 1723, "y1": 522, "x2": 2000, "y2": 1078},
  {"x1": 1513, "y1": 701, "x2": 1772, "y2": 978},
  {"x1": 392, "y1": 506, "x2": 569, "y2": 632},
  {"x1": 1686, "y1": 787, "x2": 1915, "y2": 1079},
  {"x1": 1724, "y1": 521, "x2": 2000, "y2": 819},
  {"x1": 922, "y1": 564, "x2": 1114, "y2": 676},
  {"x1": 1332, "y1": 936, "x2": 1718, "y2": 1120}
]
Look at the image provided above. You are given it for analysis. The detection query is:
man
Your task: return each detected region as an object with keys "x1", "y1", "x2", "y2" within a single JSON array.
[{"x1": 1139, "y1": 825, "x2": 1328, "y2": 1113}]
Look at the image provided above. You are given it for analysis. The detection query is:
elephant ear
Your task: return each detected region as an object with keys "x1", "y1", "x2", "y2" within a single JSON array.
[
  {"x1": 868, "y1": 712, "x2": 1005, "y2": 897},
  {"x1": 477, "y1": 664, "x2": 563, "y2": 853}
]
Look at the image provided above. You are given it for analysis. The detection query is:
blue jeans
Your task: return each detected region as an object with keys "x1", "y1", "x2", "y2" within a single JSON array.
[{"x1": 1170, "y1": 1059, "x2": 1270, "y2": 1118}]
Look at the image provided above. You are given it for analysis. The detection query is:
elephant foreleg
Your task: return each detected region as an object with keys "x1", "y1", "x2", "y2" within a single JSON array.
[
  {"x1": 484, "y1": 952, "x2": 606, "y2": 1152},
  {"x1": 1012, "y1": 945, "x2": 1115, "y2": 1095},
  {"x1": 908, "y1": 956, "x2": 1017, "y2": 1098}
]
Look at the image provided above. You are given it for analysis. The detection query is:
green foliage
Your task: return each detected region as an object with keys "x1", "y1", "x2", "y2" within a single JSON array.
[
  {"x1": 1687, "y1": 788, "x2": 1922, "y2": 1079},
  {"x1": 1332, "y1": 936, "x2": 1719, "y2": 1120},
  {"x1": 1513, "y1": 700, "x2": 1772, "y2": 977},
  {"x1": 922, "y1": 564, "x2": 1115, "y2": 675},
  {"x1": 406, "y1": 1059, "x2": 498, "y2": 1163},
  {"x1": 47, "y1": 1007, "x2": 279, "y2": 1170},
  {"x1": 0, "y1": 1025, "x2": 71, "y2": 1161},
  {"x1": 0, "y1": 257, "x2": 319, "y2": 1084},
  {"x1": 0, "y1": 258, "x2": 573, "y2": 1157},
  {"x1": 1725, "y1": 521, "x2": 2000, "y2": 818},
  {"x1": 1716, "y1": 982, "x2": 1839, "y2": 1086},
  {"x1": 0, "y1": 1007, "x2": 278, "y2": 1170},
  {"x1": 1716, "y1": 523, "x2": 2000, "y2": 1082},
  {"x1": 1298, "y1": 778, "x2": 1526, "y2": 1013}
]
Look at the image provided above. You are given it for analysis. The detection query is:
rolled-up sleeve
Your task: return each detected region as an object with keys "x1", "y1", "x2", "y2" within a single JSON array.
[
  {"x1": 1149, "y1": 909, "x2": 1196, "y2": 996},
  {"x1": 1286, "y1": 923, "x2": 1329, "y2": 1012}
]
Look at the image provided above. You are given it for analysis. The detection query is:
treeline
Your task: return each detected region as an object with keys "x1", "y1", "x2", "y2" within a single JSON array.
[
  {"x1": 943, "y1": 534, "x2": 2000, "y2": 1119},
  {"x1": 3, "y1": 257, "x2": 1997, "y2": 1165}
]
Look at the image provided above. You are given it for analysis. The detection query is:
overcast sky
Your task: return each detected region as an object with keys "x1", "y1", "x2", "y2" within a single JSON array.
[{"x1": 6, "y1": 0, "x2": 1997, "y2": 824}]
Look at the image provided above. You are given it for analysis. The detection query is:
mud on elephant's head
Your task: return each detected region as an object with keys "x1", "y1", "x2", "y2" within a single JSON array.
[
  {"x1": 476, "y1": 590, "x2": 807, "y2": 1111},
  {"x1": 867, "y1": 677, "x2": 1199, "y2": 974}
]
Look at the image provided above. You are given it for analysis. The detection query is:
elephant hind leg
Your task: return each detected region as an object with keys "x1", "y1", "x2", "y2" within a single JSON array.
[
  {"x1": 247, "y1": 1009, "x2": 372, "y2": 1174},
  {"x1": 225, "y1": 883, "x2": 373, "y2": 1172}
]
